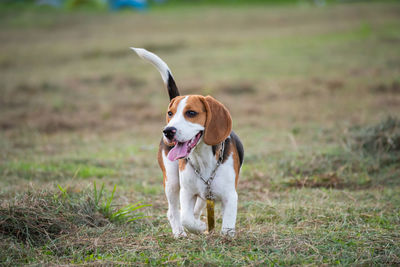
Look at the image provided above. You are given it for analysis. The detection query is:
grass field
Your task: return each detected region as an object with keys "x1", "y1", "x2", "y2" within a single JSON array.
[{"x1": 1, "y1": 1, "x2": 400, "y2": 265}]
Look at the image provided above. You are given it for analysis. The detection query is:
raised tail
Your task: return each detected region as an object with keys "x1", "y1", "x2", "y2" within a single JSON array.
[{"x1": 130, "y1": 47, "x2": 180, "y2": 100}]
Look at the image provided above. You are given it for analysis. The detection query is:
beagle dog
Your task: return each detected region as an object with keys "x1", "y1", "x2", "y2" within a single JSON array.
[{"x1": 131, "y1": 47, "x2": 244, "y2": 237}]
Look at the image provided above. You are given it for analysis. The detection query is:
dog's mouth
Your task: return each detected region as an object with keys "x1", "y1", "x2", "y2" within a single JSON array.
[{"x1": 167, "y1": 132, "x2": 203, "y2": 161}]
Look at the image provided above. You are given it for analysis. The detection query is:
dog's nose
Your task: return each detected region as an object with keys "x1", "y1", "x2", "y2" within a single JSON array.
[{"x1": 163, "y1": 127, "x2": 177, "y2": 140}]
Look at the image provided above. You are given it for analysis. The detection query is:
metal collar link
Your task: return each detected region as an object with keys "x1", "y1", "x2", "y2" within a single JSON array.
[{"x1": 187, "y1": 141, "x2": 225, "y2": 200}]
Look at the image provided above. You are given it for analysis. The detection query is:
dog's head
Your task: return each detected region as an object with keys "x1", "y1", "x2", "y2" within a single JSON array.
[{"x1": 163, "y1": 95, "x2": 232, "y2": 161}]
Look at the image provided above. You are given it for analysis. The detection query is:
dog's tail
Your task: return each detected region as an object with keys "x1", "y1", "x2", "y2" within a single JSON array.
[{"x1": 130, "y1": 47, "x2": 180, "y2": 101}]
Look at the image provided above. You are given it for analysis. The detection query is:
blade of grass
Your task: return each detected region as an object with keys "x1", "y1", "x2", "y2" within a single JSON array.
[{"x1": 104, "y1": 185, "x2": 116, "y2": 214}]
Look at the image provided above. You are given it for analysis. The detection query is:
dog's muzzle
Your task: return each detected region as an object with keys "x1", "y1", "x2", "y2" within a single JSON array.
[{"x1": 163, "y1": 126, "x2": 177, "y2": 141}]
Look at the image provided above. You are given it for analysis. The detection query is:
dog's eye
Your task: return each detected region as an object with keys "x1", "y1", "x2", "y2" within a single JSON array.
[
  {"x1": 185, "y1": 110, "x2": 198, "y2": 118},
  {"x1": 167, "y1": 111, "x2": 173, "y2": 117}
]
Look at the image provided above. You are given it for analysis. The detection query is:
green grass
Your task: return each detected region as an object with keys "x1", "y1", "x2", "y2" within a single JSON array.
[
  {"x1": 1, "y1": 1, "x2": 400, "y2": 265},
  {"x1": 4, "y1": 161, "x2": 116, "y2": 179}
]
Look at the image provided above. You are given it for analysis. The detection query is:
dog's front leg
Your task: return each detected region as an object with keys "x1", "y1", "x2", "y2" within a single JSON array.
[
  {"x1": 221, "y1": 190, "x2": 238, "y2": 237},
  {"x1": 162, "y1": 156, "x2": 186, "y2": 238},
  {"x1": 194, "y1": 197, "x2": 206, "y2": 220},
  {"x1": 180, "y1": 189, "x2": 207, "y2": 234},
  {"x1": 165, "y1": 177, "x2": 186, "y2": 238}
]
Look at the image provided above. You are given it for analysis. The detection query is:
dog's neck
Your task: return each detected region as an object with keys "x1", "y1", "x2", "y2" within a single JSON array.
[{"x1": 187, "y1": 139, "x2": 217, "y2": 179}]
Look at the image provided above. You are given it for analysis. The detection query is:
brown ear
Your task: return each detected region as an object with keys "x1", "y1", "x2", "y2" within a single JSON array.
[{"x1": 201, "y1": 96, "x2": 232, "y2": 146}]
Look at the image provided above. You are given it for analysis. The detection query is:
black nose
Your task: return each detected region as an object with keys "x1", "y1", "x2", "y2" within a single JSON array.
[{"x1": 163, "y1": 127, "x2": 177, "y2": 140}]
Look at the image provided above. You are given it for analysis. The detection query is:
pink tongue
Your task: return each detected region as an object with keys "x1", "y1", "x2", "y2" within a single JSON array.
[{"x1": 167, "y1": 141, "x2": 190, "y2": 161}]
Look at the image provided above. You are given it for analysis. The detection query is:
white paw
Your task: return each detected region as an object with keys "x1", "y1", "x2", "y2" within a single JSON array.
[
  {"x1": 196, "y1": 220, "x2": 207, "y2": 232},
  {"x1": 221, "y1": 228, "x2": 236, "y2": 237},
  {"x1": 173, "y1": 230, "x2": 187, "y2": 238},
  {"x1": 182, "y1": 218, "x2": 207, "y2": 234}
]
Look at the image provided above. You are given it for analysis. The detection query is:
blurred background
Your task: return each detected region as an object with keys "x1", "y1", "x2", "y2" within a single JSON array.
[
  {"x1": 1, "y1": 0, "x2": 399, "y2": 137},
  {"x1": 1, "y1": 0, "x2": 400, "y2": 264}
]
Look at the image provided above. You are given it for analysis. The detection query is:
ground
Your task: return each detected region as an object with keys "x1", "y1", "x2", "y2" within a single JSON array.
[{"x1": 0, "y1": 2, "x2": 400, "y2": 265}]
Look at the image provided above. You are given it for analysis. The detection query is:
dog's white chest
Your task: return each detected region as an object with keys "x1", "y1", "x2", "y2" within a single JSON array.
[
  {"x1": 179, "y1": 143, "x2": 217, "y2": 199},
  {"x1": 180, "y1": 153, "x2": 236, "y2": 201}
]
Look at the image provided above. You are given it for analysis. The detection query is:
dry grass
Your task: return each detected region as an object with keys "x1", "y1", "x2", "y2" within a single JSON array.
[{"x1": 348, "y1": 116, "x2": 400, "y2": 155}]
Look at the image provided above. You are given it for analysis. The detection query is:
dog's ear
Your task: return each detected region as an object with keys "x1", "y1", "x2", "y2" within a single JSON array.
[{"x1": 201, "y1": 96, "x2": 232, "y2": 146}]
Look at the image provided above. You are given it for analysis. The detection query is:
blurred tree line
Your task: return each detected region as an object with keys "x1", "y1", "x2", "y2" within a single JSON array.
[{"x1": 0, "y1": 0, "x2": 374, "y2": 11}]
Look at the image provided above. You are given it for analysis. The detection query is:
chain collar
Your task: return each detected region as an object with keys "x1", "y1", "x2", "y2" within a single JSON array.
[{"x1": 186, "y1": 141, "x2": 225, "y2": 200}]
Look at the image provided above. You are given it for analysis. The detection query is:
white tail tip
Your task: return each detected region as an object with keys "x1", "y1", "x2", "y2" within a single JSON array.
[{"x1": 130, "y1": 47, "x2": 171, "y2": 84}]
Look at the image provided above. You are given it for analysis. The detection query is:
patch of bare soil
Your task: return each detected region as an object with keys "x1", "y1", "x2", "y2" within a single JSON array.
[{"x1": 370, "y1": 81, "x2": 400, "y2": 94}]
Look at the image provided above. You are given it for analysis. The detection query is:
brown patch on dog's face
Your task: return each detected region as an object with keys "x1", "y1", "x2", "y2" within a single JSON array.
[
  {"x1": 166, "y1": 96, "x2": 185, "y2": 123},
  {"x1": 182, "y1": 95, "x2": 207, "y2": 127},
  {"x1": 166, "y1": 95, "x2": 207, "y2": 127}
]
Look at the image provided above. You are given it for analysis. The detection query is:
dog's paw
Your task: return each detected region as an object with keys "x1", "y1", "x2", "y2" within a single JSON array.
[
  {"x1": 182, "y1": 218, "x2": 207, "y2": 234},
  {"x1": 196, "y1": 220, "x2": 207, "y2": 232},
  {"x1": 173, "y1": 230, "x2": 187, "y2": 239},
  {"x1": 221, "y1": 227, "x2": 236, "y2": 237}
]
